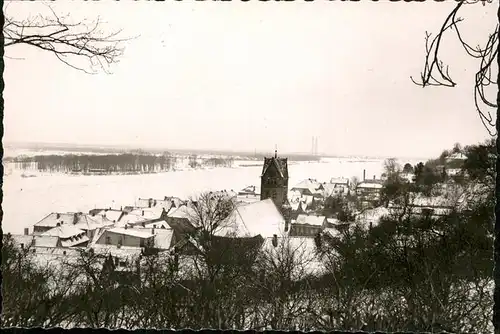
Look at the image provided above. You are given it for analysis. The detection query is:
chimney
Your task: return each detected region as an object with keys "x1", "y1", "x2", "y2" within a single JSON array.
[
  {"x1": 24, "y1": 228, "x2": 29, "y2": 236},
  {"x1": 363, "y1": 170, "x2": 366, "y2": 181},
  {"x1": 373, "y1": 175, "x2": 376, "y2": 180},
  {"x1": 151, "y1": 228, "x2": 155, "y2": 235},
  {"x1": 142, "y1": 210, "x2": 144, "y2": 216},
  {"x1": 56, "y1": 213, "x2": 60, "y2": 219},
  {"x1": 125, "y1": 225, "x2": 128, "y2": 230},
  {"x1": 272, "y1": 234, "x2": 278, "y2": 247}
]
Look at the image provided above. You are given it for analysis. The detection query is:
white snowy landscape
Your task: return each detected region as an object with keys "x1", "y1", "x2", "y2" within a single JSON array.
[{"x1": 3, "y1": 154, "x2": 422, "y2": 234}]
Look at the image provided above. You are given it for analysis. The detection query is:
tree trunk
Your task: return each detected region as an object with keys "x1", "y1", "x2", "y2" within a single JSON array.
[{"x1": 495, "y1": 4, "x2": 500, "y2": 333}]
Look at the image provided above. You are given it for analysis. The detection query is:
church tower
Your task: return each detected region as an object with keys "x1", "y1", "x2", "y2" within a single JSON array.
[{"x1": 260, "y1": 150, "x2": 290, "y2": 212}]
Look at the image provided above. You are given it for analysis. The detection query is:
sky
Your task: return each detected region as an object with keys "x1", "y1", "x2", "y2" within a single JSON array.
[{"x1": 3, "y1": 1, "x2": 497, "y2": 158}]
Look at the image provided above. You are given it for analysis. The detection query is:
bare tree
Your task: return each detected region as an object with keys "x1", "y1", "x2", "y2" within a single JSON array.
[
  {"x1": 3, "y1": 4, "x2": 132, "y2": 74},
  {"x1": 411, "y1": 2, "x2": 498, "y2": 330}
]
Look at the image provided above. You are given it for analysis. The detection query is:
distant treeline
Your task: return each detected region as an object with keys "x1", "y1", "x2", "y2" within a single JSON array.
[{"x1": 6, "y1": 153, "x2": 234, "y2": 174}]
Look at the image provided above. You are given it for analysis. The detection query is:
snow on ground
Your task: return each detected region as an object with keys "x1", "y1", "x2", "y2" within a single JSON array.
[{"x1": 3, "y1": 158, "x2": 386, "y2": 234}]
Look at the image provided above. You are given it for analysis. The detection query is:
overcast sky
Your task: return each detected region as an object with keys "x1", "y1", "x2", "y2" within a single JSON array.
[{"x1": 4, "y1": 1, "x2": 496, "y2": 158}]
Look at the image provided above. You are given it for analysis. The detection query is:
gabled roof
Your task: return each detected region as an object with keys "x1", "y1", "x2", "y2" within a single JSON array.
[
  {"x1": 261, "y1": 156, "x2": 288, "y2": 178},
  {"x1": 217, "y1": 199, "x2": 285, "y2": 238},
  {"x1": 295, "y1": 214, "x2": 326, "y2": 226},
  {"x1": 35, "y1": 212, "x2": 94, "y2": 228}
]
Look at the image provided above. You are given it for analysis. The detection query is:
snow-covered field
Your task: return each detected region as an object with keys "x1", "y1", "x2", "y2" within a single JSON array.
[{"x1": 2, "y1": 157, "x2": 422, "y2": 234}]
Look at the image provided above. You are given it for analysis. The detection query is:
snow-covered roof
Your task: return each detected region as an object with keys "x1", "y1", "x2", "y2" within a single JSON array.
[
  {"x1": 74, "y1": 215, "x2": 114, "y2": 231},
  {"x1": 106, "y1": 227, "x2": 155, "y2": 239},
  {"x1": 217, "y1": 199, "x2": 285, "y2": 238},
  {"x1": 116, "y1": 213, "x2": 150, "y2": 227},
  {"x1": 447, "y1": 152, "x2": 467, "y2": 160},
  {"x1": 330, "y1": 177, "x2": 349, "y2": 185},
  {"x1": 129, "y1": 207, "x2": 164, "y2": 220},
  {"x1": 96, "y1": 209, "x2": 124, "y2": 223},
  {"x1": 91, "y1": 244, "x2": 143, "y2": 258},
  {"x1": 357, "y1": 182, "x2": 383, "y2": 189},
  {"x1": 34, "y1": 212, "x2": 99, "y2": 228},
  {"x1": 168, "y1": 205, "x2": 198, "y2": 220},
  {"x1": 41, "y1": 225, "x2": 86, "y2": 239},
  {"x1": 153, "y1": 228, "x2": 174, "y2": 249},
  {"x1": 11, "y1": 234, "x2": 61, "y2": 248},
  {"x1": 295, "y1": 214, "x2": 326, "y2": 226},
  {"x1": 238, "y1": 185, "x2": 260, "y2": 195},
  {"x1": 144, "y1": 220, "x2": 169, "y2": 229}
]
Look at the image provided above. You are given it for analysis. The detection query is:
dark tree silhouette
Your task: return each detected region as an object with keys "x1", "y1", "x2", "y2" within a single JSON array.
[
  {"x1": 3, "y1": 4, "x2": 132, "y2": 74},
  {"x1": 411, "y1": 1, "x2": 498, "y2": 135},
  {"x1": 411, "y1": 1, "x2": 498, "y2": 331}
]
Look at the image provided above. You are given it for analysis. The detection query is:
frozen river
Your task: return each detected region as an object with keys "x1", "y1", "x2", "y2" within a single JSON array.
[{"x1": 2, "y1": 157, "x2": 406, "y2": 234}]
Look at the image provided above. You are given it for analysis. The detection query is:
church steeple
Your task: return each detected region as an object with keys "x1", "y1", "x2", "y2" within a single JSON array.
[{"x1": 260, "y1": 150, "x2": 289, "y2": 212}]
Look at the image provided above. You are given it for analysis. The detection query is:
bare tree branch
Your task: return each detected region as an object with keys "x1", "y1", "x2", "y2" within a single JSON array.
[
  {"x1": 411, "y1": 1, "x2": 498, "y2": 136},
  {"x1": 4, "y1": 4, "x2": 137, "y2": 74}
]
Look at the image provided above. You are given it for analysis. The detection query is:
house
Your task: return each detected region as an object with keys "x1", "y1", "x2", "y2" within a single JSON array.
[
  {"x1": 94, "y1": 226, "x2": 155, "y2": 248},
  {"x1": 9, "y1": 233, "x2": 62, "y2": 249},
  {"x1": 290, "y1": 201, "x2": 308, "y2": 219},
  {"x1": 330, "y1": 177, "x2": 350, "y2": 188},
  {"x1": 291, "y1": 178, "x2": 323, "y2": 197},
  {"x1": 356, "y1": 181, "x2": 383, "y2": 200},
  {"x1": 41, "y1": 224, "x2": 90, "y2": 247},
  {"x1": 166, "y1": 205, "x2": 199, "y2": 233},
  {"x1": 216, "y1": 198, "x2": 287, "y2": 238},
  {"x1": 33, "y1": 212, "x2": 99, "y2": 234},
  {"x1": 290, "y1": 214, "x2": 327, "y2": 237},
  {"x1": 73, "y1": 214, "x2": 115, "y2": 239}
]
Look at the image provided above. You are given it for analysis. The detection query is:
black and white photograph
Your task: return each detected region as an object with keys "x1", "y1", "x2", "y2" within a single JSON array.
[{"x1": 1, "y1": 0, "x2": 497, "y2": 332}]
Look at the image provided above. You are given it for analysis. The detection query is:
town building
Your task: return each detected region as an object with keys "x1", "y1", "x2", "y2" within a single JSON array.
[
  {"x1": 290, "y1": 214, "x2": 327, "y2": 237},
  {"x1": 260, "y1": 150, "x2": 289, "y2": 211}
]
